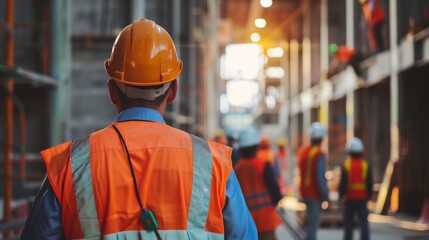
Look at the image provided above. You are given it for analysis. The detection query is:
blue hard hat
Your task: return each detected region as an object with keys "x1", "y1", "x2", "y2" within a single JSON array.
[{"x1": 238, "y1": 128, "x2": 260, "y2": 148}]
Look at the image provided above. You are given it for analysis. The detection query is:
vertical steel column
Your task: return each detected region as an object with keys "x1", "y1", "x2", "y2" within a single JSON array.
[
  {"x1": 4, "y1": 0, "x2": 14, "y2": 231},
  {"x1": 346, "y1": 0, "x2": 355, "y2": 141},
  {"x1": 319, "y1": 0, "x2": 330, "y2": 152},
  {"x1": 172, "y1": 0, "x2": 182, "y2": 128},
  {"x1": 302, "y1": 0, "x2": 311, "y2": 135},
  {"x1": 131, "y1": 0, "x2": 146, "y2": 21},
  {"x1": 376, "y1": 0, "x2": 399, "y2": 214},
  {"x1": 189, "y1": 0, "x2": 198, "y2": 134},
  {"x1": 205, "y1": 0, "x2": 220, "y2": 139}
]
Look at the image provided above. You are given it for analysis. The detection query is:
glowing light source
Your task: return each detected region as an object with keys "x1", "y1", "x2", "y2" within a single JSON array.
[
  {"x1": 260, "y1": 0, "x2": 272, "y2": 8},
  {"x1": 267, "y1": 47, "x2": 284, "y2": 58},
  {"x1": 265, "y1": 67, "x2": 284, "y2": 79},
  {"x1": 250, "y1": 32, "x2": 261, "y2": 43},
  {"x1": 254, "y1": 18, "x2": 267, "y2": 28}
]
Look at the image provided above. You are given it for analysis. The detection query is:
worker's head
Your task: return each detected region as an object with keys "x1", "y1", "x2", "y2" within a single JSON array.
[
  {"x1": 259, "y1": 137, "x2": 271, "y2": 149},
  {"x1": 238, "y1": 127, "x2": 260, "y2": 158},
  {"x1": 346, "y1": 137, "x2": 364, "y2": 157},
  {"x1": 310, "y1": 122, "x2": 326, "y2": 145},
  {"x1": 105, "y1": 19, "x2": 182, "y2": 112},
  {"x1": 277, "y1": 137, "x2": 287, "y2": 149},
  {"x1": 329, "y1": 43, "x2": 339, "y2": 55}
]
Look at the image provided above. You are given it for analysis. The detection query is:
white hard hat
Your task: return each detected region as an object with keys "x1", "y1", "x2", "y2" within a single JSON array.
[
  {"x1": 238, "y1": 128, "x2": 261, "y2": 148},
  {"x1": 310, "y1": 122, "x2": 326, "y2": 139},
  {"x1": 347, "y1": 137, "x2": 364, "y2": 153}
]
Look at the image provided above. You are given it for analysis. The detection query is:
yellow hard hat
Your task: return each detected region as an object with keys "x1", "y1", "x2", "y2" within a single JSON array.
[
  {"x1": 105, "y1": 19, "x2": 183, "y2": 87},
  {"x1": 277, "y1": 138, "x2": 287, "y2": 146},
  {"x1": 359, "y1": 0, "x2": 366, "y2": 4}
]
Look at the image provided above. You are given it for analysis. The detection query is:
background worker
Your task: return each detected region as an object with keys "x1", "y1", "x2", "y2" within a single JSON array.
[
  {"x1": 234, "y1": 128, "x2": 283, "y2": 240},
  {"x1": 275, "y1": 138, "x2": 288, "y2": 194},
  {"x1": 339, "y1": 137, "x2": 373, "y2": 240},
  {"x1": 21, "y1": 19, "x2": 257, "y2": 239},
  {"x1": 327, "y1": 44, "x2": 364, "y2": 79},
  {"x1": 225, "y1": 128, "x2": 241, "y2": 166},
  {"x1": 257, "y1": 137, "x2": 275, "y2": 165},
  {"x1": 298, "y1": 122, "x2": 330, "y2": 240},
  {"x1": 360, "y1": 0, "x2": 385, "y2": 53}
]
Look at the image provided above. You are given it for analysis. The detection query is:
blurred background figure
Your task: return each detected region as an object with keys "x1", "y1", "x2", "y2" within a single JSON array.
[
  {"x1": 257, "y1": 137, "x2": 274, "y2": 165},
  {"x1": 275, "y1": 138, "x2": 289, "y2": 195},
  {"x1": 327, "y1": 44, "x2": 364, "y2": 79},
  {"x1": 360, "y1": 0, "x2": 385, "y2": 53},
  {"x1": 213, "y1": 128, "x2": 228, "y2": 145},
  {"x1": 225, "y1": 128, "x2": 241, "y2": 166},
  {"x1": 298, "y1": 122, "x2": 329, "y2": 240},
  {"x1": 235, "y1": 128, "x2": 282, "y2": 240},
  {"x1": 339, "y1": 137, "x2": 373, "y2": 240}
]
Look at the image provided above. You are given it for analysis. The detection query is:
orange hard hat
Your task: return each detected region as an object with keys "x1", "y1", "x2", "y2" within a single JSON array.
[
  {"x1": 105, "y1": 19, "x2": 183, "y2": 87},
  {"x1": 260, "y1": 137, "x2": 271, "y2": 148}
]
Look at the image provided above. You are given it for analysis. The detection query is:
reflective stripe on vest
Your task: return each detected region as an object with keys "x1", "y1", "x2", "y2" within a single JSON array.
[
  {"x1": 304, "y1": 147, "x2": 320, "y2": 187},
  {"x1": 71, "y1": 136, "x2": 100, "y2": 238},
  {"x1": 70, "y1": 134, "x2": 215, "y2": 239},
  {"x1": 344, "y1": 158, "x2": 368, "y2": 190},
  {"x1": 244, "y1": 191, "x2": 272, "y2": 210}
]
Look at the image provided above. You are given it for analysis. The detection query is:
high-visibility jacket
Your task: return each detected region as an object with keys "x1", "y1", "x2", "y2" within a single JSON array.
[
  {"x1": 363, "y1": 1, "x2": 385, "y2": 26},
  {"x1": 257, "y1": 148, "x2": 274, "y2": 165},
  {"x1": 344, "y1": 158, "x2": 368, "y2": 200},
  {"x1": 234, "y1": 157, "x2": 281, "y2": 232},
  {"x1": 298, "y1": 146, "x2": 323, "y2": 199},
  {"x1": 42, "y1": 121, "x2": 233, "y2": 239},
  {"x1": 335, "y1": 46, "x2": 356, "y2": 64}
]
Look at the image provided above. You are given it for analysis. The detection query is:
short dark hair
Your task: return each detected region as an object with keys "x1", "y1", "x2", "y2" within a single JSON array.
[
  {"x1": 239, "y1": 145, "x2": 258, "y2": 158},
  {"x1": 311, "y1": 138, "x2": 323, "y2": 146}
]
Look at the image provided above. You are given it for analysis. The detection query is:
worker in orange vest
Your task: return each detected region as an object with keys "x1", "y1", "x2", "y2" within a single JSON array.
[
  {"x1": 339, "y1": 137, "x2": 373, "y2": 240},
  {"x1": 298, "y1": 122, "x2": 329, "y2": 240},
  {"x1": 360, "y1": 0, "x2": 385, "y2": 53},
  {"x1": 21, "y1": 19, "x2": 257, "y2": 239},
  {"x1": 234, "y1": 128, "x2": 282, "y2": 240},
  {"x1": 257, "y1": 137, "x2": 275, "y2": 165},
  {"x1": 327, "y1": 44, "x2": 364, "y2": 78},
  {"x1": 275, "y1": 138, "x2": 288, "y2": 194}
]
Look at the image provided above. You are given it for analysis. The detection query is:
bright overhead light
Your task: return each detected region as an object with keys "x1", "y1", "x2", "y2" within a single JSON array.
[
  {"x1": 266, "y1": 67, "x2": 284, "y2": 79},
  {"x1": 250, "y1": 33, "x2": 261, "y2": 43},
  {"x1": 254, "y1": 18, "x2": 267, "y2": 28},
  {"x1": 267, "y1": 47, "x2": 284, "y2": 58},
  {"x1": 260, "y1": 0, "x2": 272, "y2": 8}
]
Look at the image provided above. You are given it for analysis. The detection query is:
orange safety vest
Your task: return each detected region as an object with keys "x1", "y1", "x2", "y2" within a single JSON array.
[
  {"x1": 363, "y1": 1, "x2": 384, "y2": 26},
  {"x1": 41, "y1": 121, "x2": 232, "y2": 239},
  {"x1": 344, "y1": 158, "x2": 368, "y2": 200},
  {"x1": 257, "y1": 148, "x2": 274, "y2": 165},
  {"x1": 234, "y1": 158, "x2": 281, "y2": 232},
  {"x1": 298, "y1": 146, "x2": 323, "y2": 199}
]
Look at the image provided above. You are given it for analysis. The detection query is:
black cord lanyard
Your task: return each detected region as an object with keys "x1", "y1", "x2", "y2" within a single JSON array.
[{"x1": 111, "y1": 124, "x2": 162, "y2": 240}]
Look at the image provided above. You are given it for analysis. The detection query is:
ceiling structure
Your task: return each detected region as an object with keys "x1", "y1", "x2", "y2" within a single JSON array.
[{"x1": 221, "y1": 0, "x2": 302, "y2": 46}]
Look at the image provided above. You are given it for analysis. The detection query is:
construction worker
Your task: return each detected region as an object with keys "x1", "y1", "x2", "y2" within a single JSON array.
[
  {"x1": 298, "y1": 122, "x2": 329, "y2": 240},
  {"x1": 327, "y1": 44, "x2": 364, "y2": 79},
  {"x1": 339, "y1": 137, "x2": 373, "y2": 240},
  {"x1": 225, "y1": 128, "x2": 241, "y2": 166},
  {"x1": 257, "y1": 137, "x2": 274, "y2": 165},
  {"x1": 360, "y1": 0, "x2": 385, "y2": 53},
  {"x1": 275, "y1": 138, "x2": 288, "y2": 194},
  {"x1": 21, "y1": 19, "x2": 257, "y2": 239},
  {"x1": 234, "y1": 128, "x2": 282, "y2": 240},
  {"x1": 213, "y1": 128, "x2": 228, "y2": 145}
]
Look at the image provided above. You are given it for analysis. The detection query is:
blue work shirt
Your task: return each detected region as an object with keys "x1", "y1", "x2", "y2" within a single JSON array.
[{"x1": 21, "y1": 107, "x2": 257, "y2": 239}]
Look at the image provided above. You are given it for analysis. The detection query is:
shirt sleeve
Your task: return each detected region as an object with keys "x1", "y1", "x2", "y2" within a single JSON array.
[
  {"x1": 339, "y1": 166, "x2": 348, "y2": 200},
  {"x1": 316, "y1": 155, "x2": 330, "y2": 201},
  {"x1": 21, "y1": 177, "x2": 64, "y2": 240},
  {"x1": 223, "y1": 170, "x2": 257, "y2": 240},
  {"x1": 263, "y1": 162, "x2": 283, "y2": 204}
]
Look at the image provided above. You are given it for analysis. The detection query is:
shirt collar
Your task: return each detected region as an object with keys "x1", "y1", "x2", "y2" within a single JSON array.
[{"x1": 114, "y1": 107, "x2": 166, "y2": 124}]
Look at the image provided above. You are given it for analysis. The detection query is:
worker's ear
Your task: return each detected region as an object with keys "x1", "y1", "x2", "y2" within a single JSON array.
[
  {"x1": 166, "y1": 79, "x2": 178, "y2": 104},
  {"x1": 108, "y1": 79, "x2": 119, "y2": 106}
]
